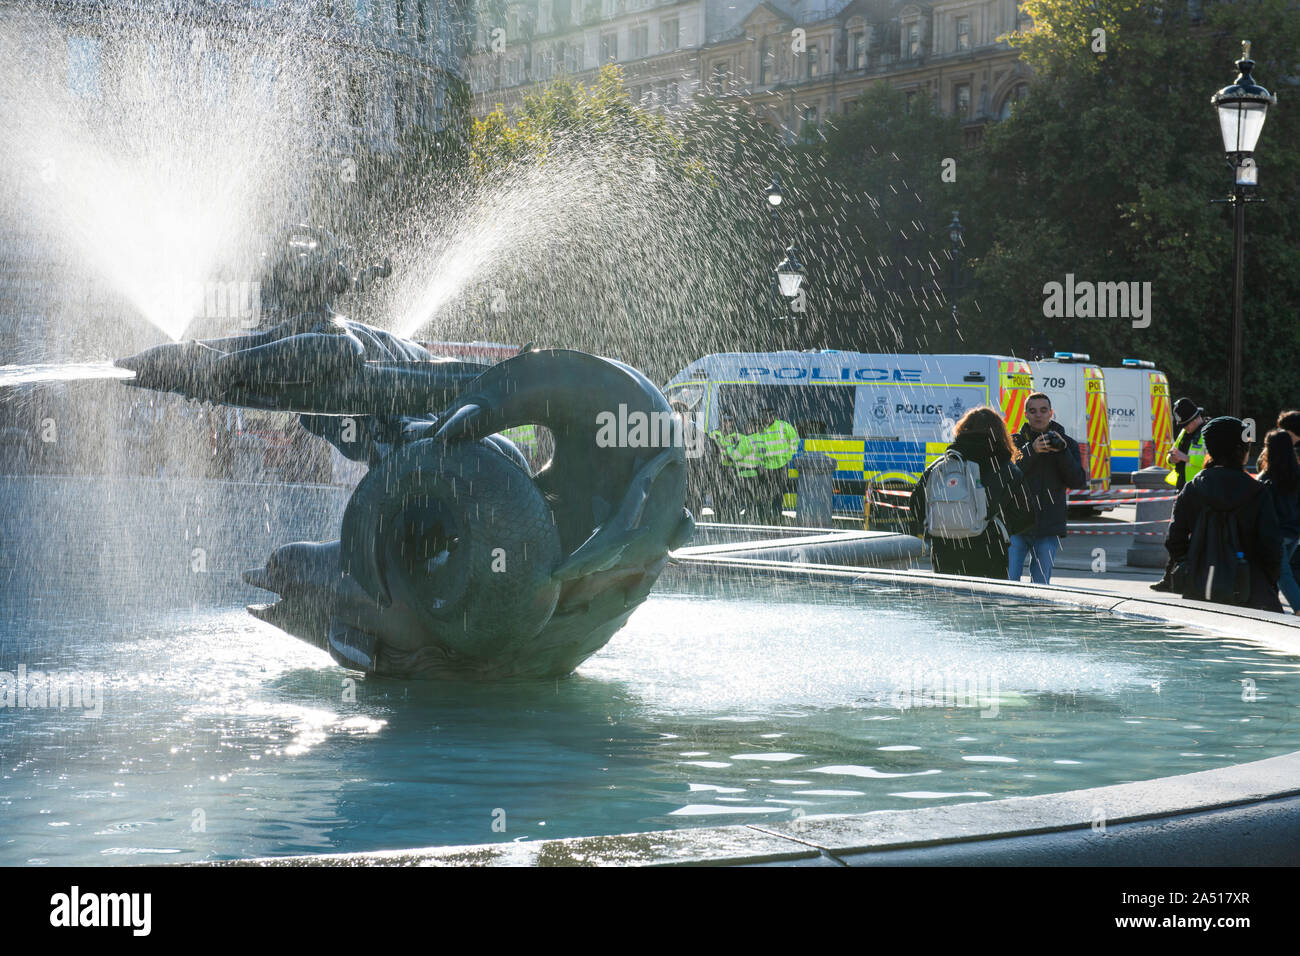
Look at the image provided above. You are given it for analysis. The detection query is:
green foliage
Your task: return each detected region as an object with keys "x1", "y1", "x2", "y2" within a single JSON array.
[
  {"x1": 790, "y1": 83, "x2": 966, "y2": 350},
  {"x1": 962, "y1": 0, "x2": 1300, "y2": 424},
  {"x1": 470, "y1": 64, "x2": 687, "y2": 180}
]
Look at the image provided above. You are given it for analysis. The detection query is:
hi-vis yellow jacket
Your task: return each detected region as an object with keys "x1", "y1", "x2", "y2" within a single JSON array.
[{"x1": 1164, "y1": 427, "x2": 1206, "y2": 487}]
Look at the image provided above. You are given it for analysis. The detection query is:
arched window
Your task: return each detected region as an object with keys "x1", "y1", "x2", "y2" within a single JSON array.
[{"x1": 998, "y1": 82, "x2": 1028, "y2": 119}]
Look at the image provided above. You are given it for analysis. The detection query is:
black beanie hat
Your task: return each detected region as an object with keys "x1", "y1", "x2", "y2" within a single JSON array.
[{"x1": 1202, "y1": 416, "x2": 1248, "y2": 460}]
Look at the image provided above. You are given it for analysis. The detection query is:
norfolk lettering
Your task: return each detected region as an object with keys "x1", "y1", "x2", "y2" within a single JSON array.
[{"x1": 1041, "y1": 274, "x2": 1152, "y2": 329}]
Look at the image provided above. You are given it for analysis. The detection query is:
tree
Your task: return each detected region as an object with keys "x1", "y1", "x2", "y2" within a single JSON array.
[
  {"x1": 794, "y1": 82, "x2": 967, "y2": 352},
  {"x1": 962, "y1": 0, "x2": 1300, "y2": 426}
]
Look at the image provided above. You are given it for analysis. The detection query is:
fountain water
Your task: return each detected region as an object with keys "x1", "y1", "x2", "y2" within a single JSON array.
[{"x1": 2, "y1": 3, "x2": 1298, "y2": 870}]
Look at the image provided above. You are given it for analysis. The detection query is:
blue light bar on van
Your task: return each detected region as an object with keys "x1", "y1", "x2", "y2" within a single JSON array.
[
  {"x1": 1053, "y1": 352, "x2": 1091, "y2": 362},
  {"x1": 1122, "y1": 358, "x2": 1155, "y2": 368}
]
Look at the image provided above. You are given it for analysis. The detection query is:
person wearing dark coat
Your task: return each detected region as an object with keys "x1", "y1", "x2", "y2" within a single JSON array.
[
  {"x1": 1258, "y1": 428, "x2": 1300, "y2": 613},
  {"x1": 909, "y1": 407, "x2": 1033, "y2": 579},
  {"x1": 1009, "y1": 392, "x2": 1088, "y2": 583},
  {"x1": 1165, "y1": 417, "x2": 1283, "y2": 612}
]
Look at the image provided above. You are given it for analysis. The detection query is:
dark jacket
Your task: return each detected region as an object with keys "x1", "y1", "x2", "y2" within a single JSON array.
[
  {"x1": 1011, "y1": 421, "x2": 1088, "y2": 537},
  {"x1": 1166, "y1": 465, "x2": 1283, "y2": 612},
  {"x1": 1258, "y1": 474, "x2": 1300, "y2": 538},
  {"x1": 909, "y1": 432, "x2": 1033, "y2": 579}
]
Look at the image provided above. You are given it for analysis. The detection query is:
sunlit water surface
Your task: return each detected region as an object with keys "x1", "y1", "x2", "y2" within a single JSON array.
[{"x1": 2, "y1": 577, "x2": 1298, "y2": 864}]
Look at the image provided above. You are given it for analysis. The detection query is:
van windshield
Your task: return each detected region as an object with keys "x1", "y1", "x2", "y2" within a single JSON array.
[{"x1": 716, "y1": 384, "x2": 855, "y2": 437}]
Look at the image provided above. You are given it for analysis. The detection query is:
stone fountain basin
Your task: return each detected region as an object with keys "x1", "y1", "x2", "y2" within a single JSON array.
[
  {"x1": 222, "y1": 561, "x2": 1300, "y2": 867},
  {"x1": 4, "y1": 476, "x2": 1297, "y2": 865}
]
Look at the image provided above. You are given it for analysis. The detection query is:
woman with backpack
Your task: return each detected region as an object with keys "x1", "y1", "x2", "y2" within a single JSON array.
[
  {"x1": 1165, "y1": 417, "x2": 1283, "y2": 612},
  {"x1": 1257, "y1": 429, "x2": 1300, "y2": 613},
  {"x1": 908, "y1": 406, "x2": 1033, "y2": 578}
]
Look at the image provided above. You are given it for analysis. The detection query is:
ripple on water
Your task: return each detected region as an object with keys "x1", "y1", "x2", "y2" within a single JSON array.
[{"x1": 3, "y1": 583, "x2": 1299, "y2": 863}]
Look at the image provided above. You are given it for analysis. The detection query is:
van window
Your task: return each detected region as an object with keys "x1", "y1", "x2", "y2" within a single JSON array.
[
  {"x1": 664, "y1": 383, "x2": 705, "y2": 411},
  {"x1": 715, "y1": 384, "x2": 855, "y2": 436}
]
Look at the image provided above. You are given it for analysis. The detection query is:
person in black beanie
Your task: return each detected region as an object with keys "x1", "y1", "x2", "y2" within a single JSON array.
[{"x1": 1165, "y1": 416, "x2": 1282, "y2": 612}]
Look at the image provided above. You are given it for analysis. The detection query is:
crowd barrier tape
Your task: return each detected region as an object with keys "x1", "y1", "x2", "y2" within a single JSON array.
[{"x1": 870, "y1": 487, "x2": 1177, "y2": 504}]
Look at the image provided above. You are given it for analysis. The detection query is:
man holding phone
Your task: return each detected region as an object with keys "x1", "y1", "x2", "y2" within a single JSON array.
[{"x1": 1009, "y1": 392, "x2": 1087, "y2": 583}]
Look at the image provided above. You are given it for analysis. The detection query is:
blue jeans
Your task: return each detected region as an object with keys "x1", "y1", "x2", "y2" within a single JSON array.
[
  {"x1": 1008, "y1": 534, "x2": 1061, "y2": 585},
  {"x1": 1280, "y1": 536, "x2": 1300, "y2": 613}
]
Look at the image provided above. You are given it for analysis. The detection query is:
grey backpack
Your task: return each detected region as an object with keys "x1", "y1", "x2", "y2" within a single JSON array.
[{"x1": 924, "y1": 450, "x2": 992, "y2": 539}]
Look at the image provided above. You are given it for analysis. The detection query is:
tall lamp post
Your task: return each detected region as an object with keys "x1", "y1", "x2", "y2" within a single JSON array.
[
  {"x1": 775, "y1": 243, "x2": 806, "y2": 349},
  {"x1": 1211, "y1": 41, "x2": 1275, "y2": 418},
  {"x1": 763, "y1": 175, "x2": 784, "y2": 320},
  {"x1": 947, "y1": 211, "x2": 964, "y2": 323}
]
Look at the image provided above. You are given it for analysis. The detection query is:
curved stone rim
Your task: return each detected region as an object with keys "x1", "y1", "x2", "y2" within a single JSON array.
[{"x1": 215, "y1": 554, "x2": 1300, "y2": 866}]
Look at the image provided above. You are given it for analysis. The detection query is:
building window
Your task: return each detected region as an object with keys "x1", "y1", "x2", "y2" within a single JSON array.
[
  {"x1": 66, "y1": 35, "x2": 102, "y2": 98},
  {"x1": 850, "y1": 30, "x2": 866, "y2": 69},
  {"x1": 600, "y1": 31, "x2": 617, "y2": 61},
  {"x1": 801, "y1": 105, "x2": 819, "y2": 140},
  {"x1": 998, "y1": 82, "x2": 1029, "y2": 119},
  {"x1": 348, "y1": 74, "x2": 365, "y2": 127},
  {"x1": 842, "y1": 98, "x2": 857, "y2": 114},
  {"x1": 630, "y1": 24, "x2": 648, "y2": 58},
  {"x1": 711, "y1": 61, "x2": 728, "y2": 94},
  {"x1": 1016, "y1": 2, "x2": 1033, "y2": 32},
  {"x1": 806, "y1": 42, "x2": 820, "y2": 79},
  {"x1": 904, "y1": 89, "x2": 917, "y2": 114},
  {"x1": 565, "y1": 43, "x2": 582, "y2": 71},
  {"x1": 417, "y1": 0, "x2": 427, "y2": 41},
  {"x1": 395, "y1": 77, "x2": 408, "y2": 133},
  {"x1": 955, "y1": 16, "x2": 970, "y2": 51},
  {"x1": 953, "y1": 82, "x2": 971, "y2": 117},
  {"x1": 666, "y1": 81, "x2": 679, "y2": 107},
  {"x1": 659, "y1": 17, "x2": 679, "y2": 52},
  {"x1": 908, "y1": 24, "x2": 921, "y2": 57},
  {"x1": 538, "y1": 1, "x2": 551, "y2": 34},
  {"x1": 759, "y1": 36, "x2": 772, "y2": 84}
]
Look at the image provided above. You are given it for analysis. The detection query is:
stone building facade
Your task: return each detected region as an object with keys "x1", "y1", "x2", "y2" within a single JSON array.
[{"x1": 470, "y1": 0, "x2": 1033, "y2": 145}]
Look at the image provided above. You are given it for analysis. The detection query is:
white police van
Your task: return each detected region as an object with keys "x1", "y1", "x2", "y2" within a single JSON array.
[
  {"x1": 1097, "y1": 359, "x2": 1173, "y2": 479},
  {"x1": 664, "y1": 351, "x2": 1034, "y2": 514}
]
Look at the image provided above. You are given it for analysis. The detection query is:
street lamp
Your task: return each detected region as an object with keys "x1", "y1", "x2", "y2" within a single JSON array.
[
  {"x1": 775, "y1": 243, "x2": 805, "y2": 299},
  {"x1": 1211, "y1": 40, "x2": 1275, "y2": 418},
  {"x1": 948, "y1": 210, "x2": 964, "y2": 322},
  {"x1": 761, "y1": 175, "x2": 786, "y2": 321},
  {"x1": 765, "y1": 175, "x2": 784, "y2": 208}
]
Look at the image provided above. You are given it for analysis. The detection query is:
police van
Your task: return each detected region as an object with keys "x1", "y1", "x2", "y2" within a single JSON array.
[
  {"x1": 1026, "y1": 353, "x2": 1111, "y2": 494},
  {"x1": 663, "y1": 351, "x2": 1033, "y2": 514},
  {"x1": 1097, "y1": 359, "x2": 1173, "y2": 480}
]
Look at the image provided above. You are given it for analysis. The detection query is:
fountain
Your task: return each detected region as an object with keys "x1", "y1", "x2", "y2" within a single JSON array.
[
  {"x1": 115, "y1": 224, "x2": 694, "y2": 678},
  {"x1": 2, "y1": 4, "x2": 1300, "y2": 871}
]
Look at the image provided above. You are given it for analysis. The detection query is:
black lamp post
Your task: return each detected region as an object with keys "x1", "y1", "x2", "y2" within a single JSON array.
[
  {"x1": 763, "y1": 175, "x2": 784, "y2": 319},
  {"x1": 947, "y1": 210, "x2": 963, "y2": 323},
  {"x1": 1211, "y1": 40, "x2": 1275, "y2": 418}
]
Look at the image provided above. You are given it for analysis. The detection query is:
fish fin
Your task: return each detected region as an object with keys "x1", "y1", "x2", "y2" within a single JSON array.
[
  {"x1": 432, "y1": 403, "x2": 482, "y2": 443},
  {"x1": 328, "y1": 620, "x2": 379, "y2": 672}
]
